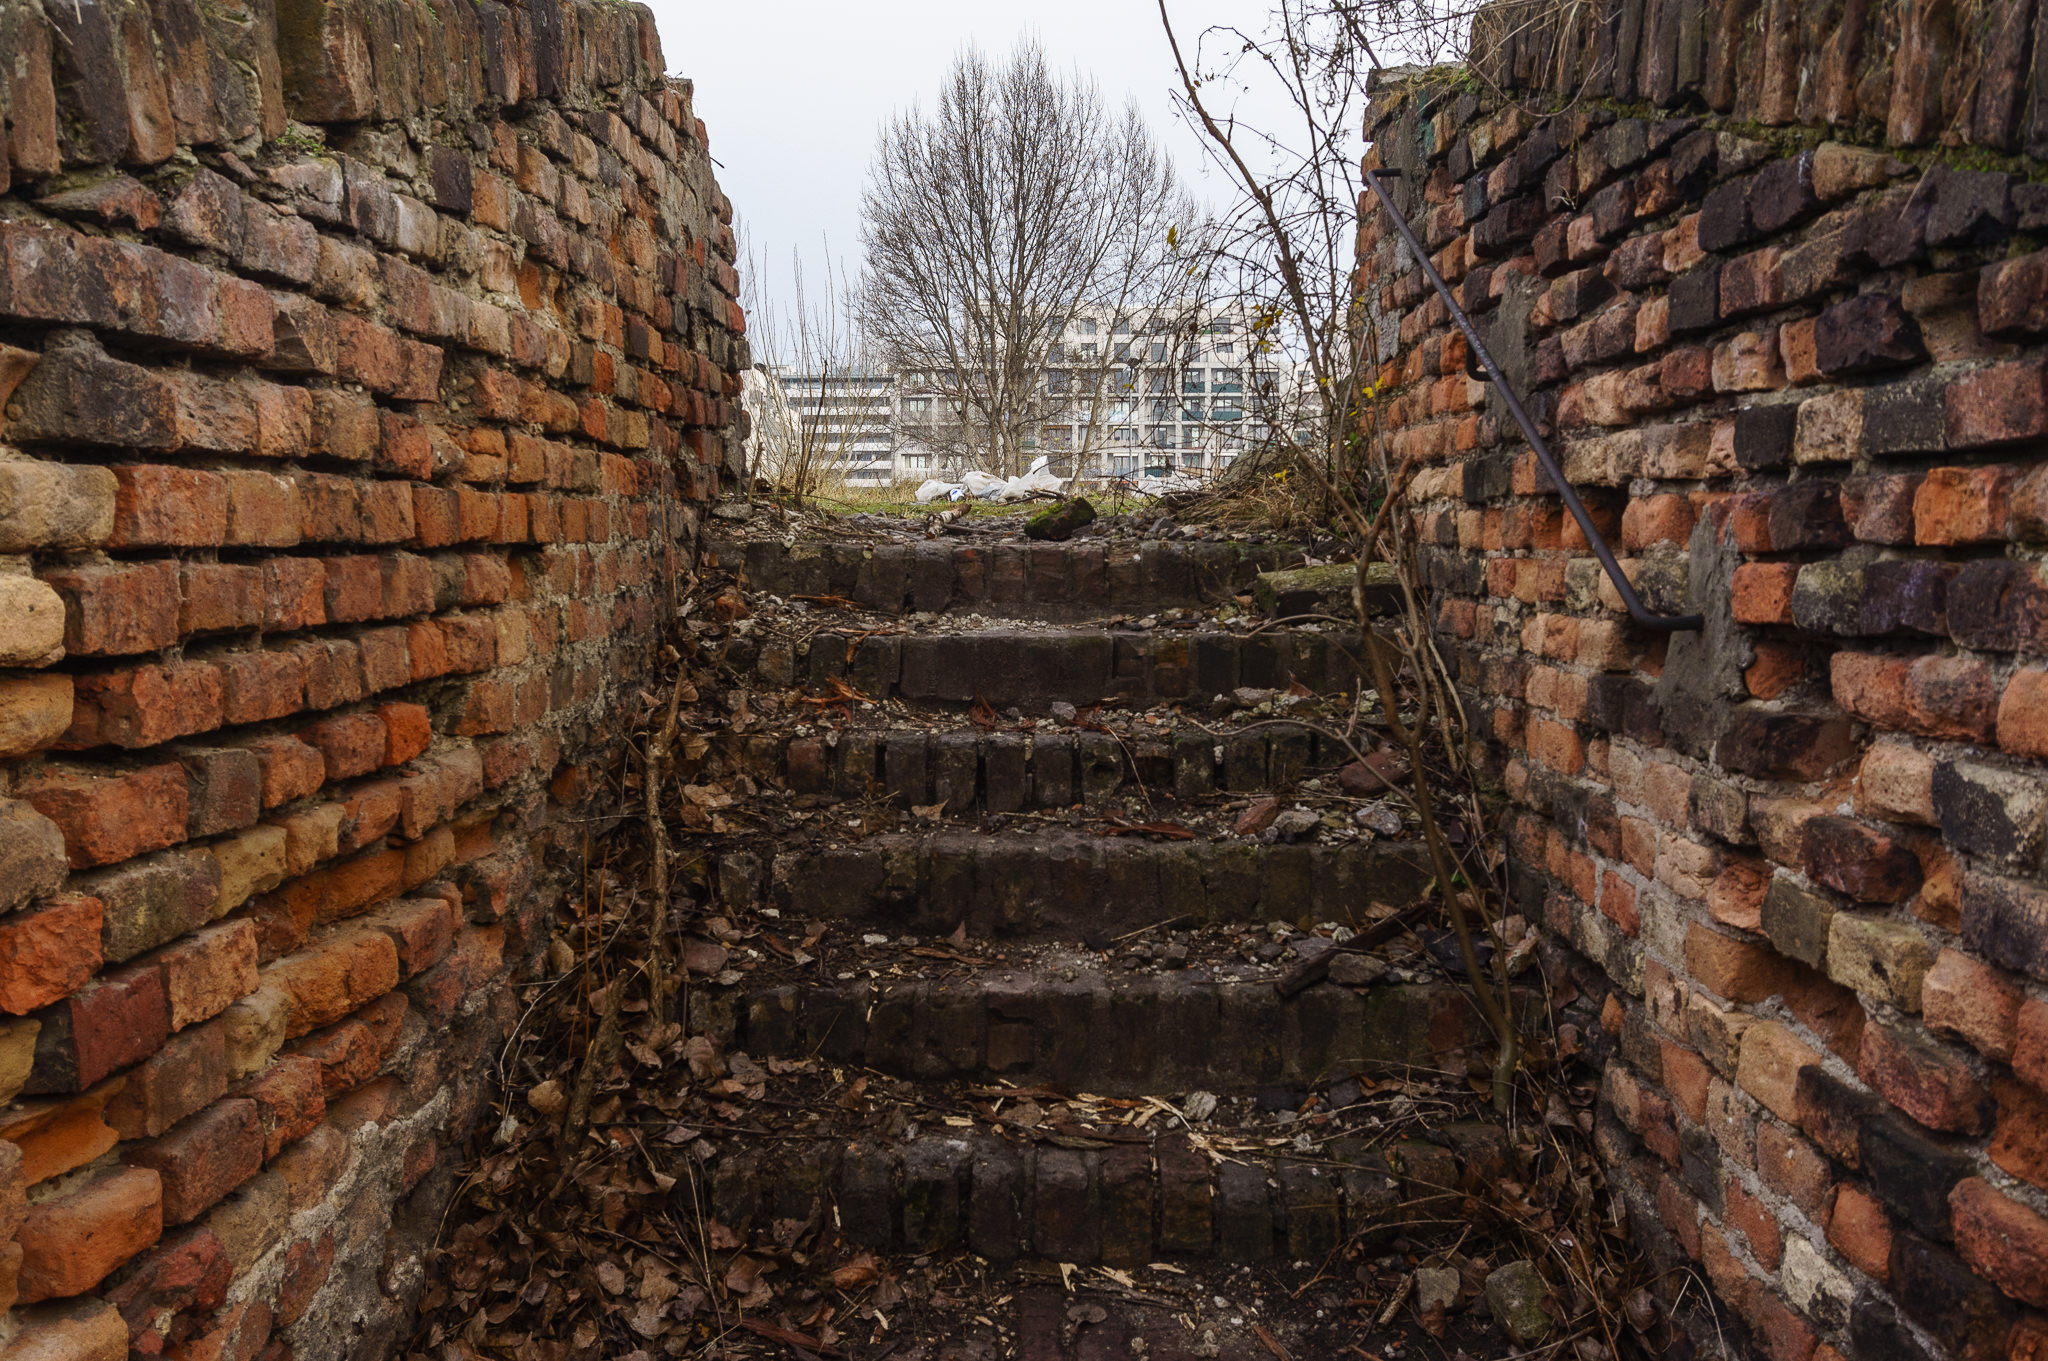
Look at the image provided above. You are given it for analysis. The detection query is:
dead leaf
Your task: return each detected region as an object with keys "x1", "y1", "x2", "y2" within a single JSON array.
[
  {"x1": 832, "y1": 1255, "x2": 880, "y2": 1290},
  {"x1": 1234, "y1": 797, "x2": 1281, "y2": 836},
  {"x1": 724, "y1": 1254, "x2": 764, "y2": 1295},
  {"x1": 683, "y1": 1035, "x2": 725, "y2": 1079},
  {"x1": 526, "y1": 1079, "x2": 566, "y2": 1115},
  {"x1": 597, "y1": 1260, "x2": 627, "y2": 1295},
  {"x1": 682, "y1": 939, "x2": 729, "y2": 974}
]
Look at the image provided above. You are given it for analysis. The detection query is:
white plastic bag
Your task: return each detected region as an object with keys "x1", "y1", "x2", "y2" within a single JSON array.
[
  {"x1": 961, "y1": 469, "x2": 1006, "y2": 497},
  {"x1": 997, "y1": 469, "x2": 1065, "y2": 500},
  {"x1": 914, "y1": 478, "x2": 962, "y2": 503}
]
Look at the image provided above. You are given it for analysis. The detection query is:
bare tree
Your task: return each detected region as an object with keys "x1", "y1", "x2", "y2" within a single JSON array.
[{"x1": 860, "y1": 40, "x2": 1199, "y2": 478}]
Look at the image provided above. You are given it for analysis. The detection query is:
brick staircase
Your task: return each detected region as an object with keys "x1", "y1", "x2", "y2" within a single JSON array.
[{"x1": 684, "y1": 517, "x2": 1524, "y2": 1358}]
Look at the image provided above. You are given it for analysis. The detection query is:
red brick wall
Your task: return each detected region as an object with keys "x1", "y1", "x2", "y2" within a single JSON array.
[
  {"x1": 0, "y1": 0, "x2": 743, "y2": 1354},
  {"x1": 1361, "y1": 2, "x2": 2048, "y2": 1356}
]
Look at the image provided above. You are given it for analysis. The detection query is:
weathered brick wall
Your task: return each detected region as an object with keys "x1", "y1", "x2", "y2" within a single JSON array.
[
  {"x1": 0, "y1": 0, "x2": 743, "y2": 1354},
  {"x1": 1361, "y1": 2, "x2": 2048, "y2": 1357}
]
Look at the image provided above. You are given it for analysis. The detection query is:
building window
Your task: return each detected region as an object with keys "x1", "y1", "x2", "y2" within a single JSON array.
[
  {"x1": 1213, "y1": 368, "x2": 1243, "y2": 394},
  {"x1": 1111, "y1": 426, "x2": 1135, "y2": 443},
  {"x1": 1180, "y1": 450, "x2": 1205, "y2": 467},
  {"x1": 1214, "y1": 342, "x2": 1236, "y2": 358},
  {"x1": 1047, "y1": 370, "x2": 1069, "y2": 395},
  {"x1": 1148, "y1": 425, "x2": 1172, "y2": 448},
  {"x1": 1047, "y1": 344, "x2": 1065, "y2": 365},
  {"x1": 1074, "y1": 319, "x2": 1097, "y2": 337},
  {"x1": 1149, "y1": 341, "x2": 1167, "y2": 362},
  {"x1": 1182, "y1": 427, "x2": 1201, "y2": 449},
  {"x1": 1112, "y1": 453, "x2": 1138, "y2": 474},
  {"x1": 1150, "y1": 399, "x2": 1172, "y2": 420},
  {"x1": 1182, "y1": 369, "x2": 1204, "y2": 393},
  {"x1": 1146, "y1": 371, "x2": 1171, "y2": 395},
  {"x1": 1114, "y1": 316, "x2": 1133, "y2": 334},
  {"x1": 1079, "y1": 343, "x2": 1096, "y2": 361},
  {"x1": 1182, "y1": 405, "x2": 1203, "y2": 423},
  {"x1": 1045, "y1": 426, "x2": 1073, "y2": 450}
]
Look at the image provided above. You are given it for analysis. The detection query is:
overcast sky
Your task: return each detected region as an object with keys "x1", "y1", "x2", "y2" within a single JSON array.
[{"x1": 636, "y1": 0, "x2": 1300, "y2": 341}]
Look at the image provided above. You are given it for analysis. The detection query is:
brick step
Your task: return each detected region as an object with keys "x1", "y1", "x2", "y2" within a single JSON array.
[
  {"x1": 730, "y1": 624, "x2": 1369, "y2": 713},
  {"x1": 721, "y1": 536, "x2": 1311, "y2": 620},
  {"x1": 703, "y1": 1122, "x2": 1511, "y2": 1268},
  {"x1": 749, "y1": 718, "x2": 1393, "y2": 812},
  {"x1": 708, "y1": 830, "x2": 1433, "y2": 938},
  {"x1": 696, "y1": 960, "x2": 1501, "y2": 1097}
]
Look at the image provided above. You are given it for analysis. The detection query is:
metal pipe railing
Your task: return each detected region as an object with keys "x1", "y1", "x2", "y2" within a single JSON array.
[{"x1": 1364, "y1": 168, "x2": 1705, "y2": 633}]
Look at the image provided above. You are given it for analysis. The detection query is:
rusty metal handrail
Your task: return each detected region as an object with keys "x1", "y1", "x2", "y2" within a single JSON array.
[{"x1": 1364, "y1": 168, "x2": 1704, "y2": 633}]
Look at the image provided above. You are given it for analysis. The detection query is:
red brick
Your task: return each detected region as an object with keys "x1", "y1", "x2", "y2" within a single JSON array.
[
  {"x1": 357, "y1": 481, "x2": 416, "y2": 544},
  {"x1": 379, "y1": 552, "x2": 436, "y2": 619},
  {"x1": 236, "y1": 1056, "x2": 327, "y2": 1161},
  {"x1": 14, "y1": 1166, "x2": 163, "y2": 1303},
  {"x1": 153, "y1": 921, "x2": 259, "y2": 1031},
  {"x1": 1781, "y1": 965, "x2": 1867, "y2": 1060},
  {"x1": 376, "y1": 702, "x2": 432, "y2": 765},
  {"x1": 272, "y1": 1229, "x2": 336, "y2": 1327},
  {"x1": 336, "y1": 780, "x2": 402, "y2": 852},
  {"x1": 358, "y1": 626, "x2": 412, "y2": 695},
  {"x1": 221, "y1": 469, "x2": 303, "y2": 548},
  {"x1": 1856, "y1": 1021, "x2": 1991, "y2": 1135},
  {"x1": 236, "y1": 735, "x2": 326, "y2": 809},
  {"x1": 179, "y1": 562, "x2": 264, "y2": 634},
  {"x1": 41, "y1": 561, "x2": 182, "y2": 655},
  {"x1": 300, "y1": 712, "x2": 387, "y2": 781},
  {"x1": 1723, "y1": 1177, "x2": 1782, "y2": 1271},
  {"x1": 1621, "y1": 493, "x2": 1696, "y2": 548},
  {"x1": 0, "y1": 893, "x2": 103, "y2": 1014},
  {"x1": 1990, "y1": 1074, "x2": 2048, "y2": 1192},
  {"x1": 1832, "y1": 651, "x2": 1912, "y2": 728},
  {"x1": 108, "y1": 466, "x2": 229, "y2": 548},
  {"x1": 288, "y1": 1016, "x2": 383, "y2": 1098},
  {"x1": 1914, "y1": 465, "x2": 2016, "y2": 544},
  {"x1": 1686, "y1": 922, "x2": 1789, "y2": 1003},
  {"x1": 1999, "y1": 667, "x2": 2048, "y2": 760},
  {"x1": 1827, "y1": 1182, "x2": 1893, "y2": 1281},
  {"x1": 1951, "y1": 1177, "x2": 2048, "y2": 1308},
  {"x1": 411, "y1": 485, "x2": 461, "y2": 547},
  {"x1": 124, "y1": 1097, "x2": 262, "y2": 1225},
  {"x1": 1946, "y1": 358, "x2": 2048, "y2": 448},
  {"x1": 1744, "y1": 642, "x2": 1805, "y2": 699},
  {"x1": 334, "y1": 314, "x2": 443, "y2": 400},
  {"x1": 1904, "y1": 654, "x2": 1999, "y2": 742},
  {"x1": 217, "y1": 650, "x2": 308, "y2": 727},
  {"x1": 358, "y1": 898, "x2": 456, "y2": 977},
  {"x1": 1801, "y1": 816, "x2": 1923, "y2": 903},
  {"x1": 15, "y1": 763, "x2": 188, "y2": 868},
  {"x1": 102, "y1": 1022, "x2": 229, "y2": 1140},
  {"x1": 1755, "y1": 1122, "x2": 1832, "y2": 1217},
  {"x1": 1728, "y1": 562, "x2": 1796, "y2": 625},
  {"x1": 407, "y1": 924, "x2": 503, "y2": 1025},
  {"x1": 1924, "y1": 948, "x2": 2020, "y2": 1061},
  {"x1": 296, "y1": 638, "x2": 365, "y2": 710},
  {"x1": 26, "y1": 962, "x2": 171, "y2": 1094},
  {"x1": 262, "y1": 556, "x2": 326, "y2": 630},
  {"x1": 64, "y1": 662, "x2": 225, "y2": 749},
  {"x1": 321, "y1": 555, "x2": 384, "y2": 623},
  {"x1": 1, "y1": 1097, "x2": 119, "y2": 1189},
  {"x1": 100, "y1": 1224, "x2": 234, "y2": 1351},
  {"x1": 262, "y1": 926, "x2": 401, "y2": 1038}
]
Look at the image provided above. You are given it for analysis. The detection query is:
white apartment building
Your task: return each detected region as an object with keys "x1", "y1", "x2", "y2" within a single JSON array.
[
  {"x1": 769, "y1": 367, "x2": 897, "y2": 484},
  {"x1": 744, "y1": 305, "x2": 1302, "y2": 489}
]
